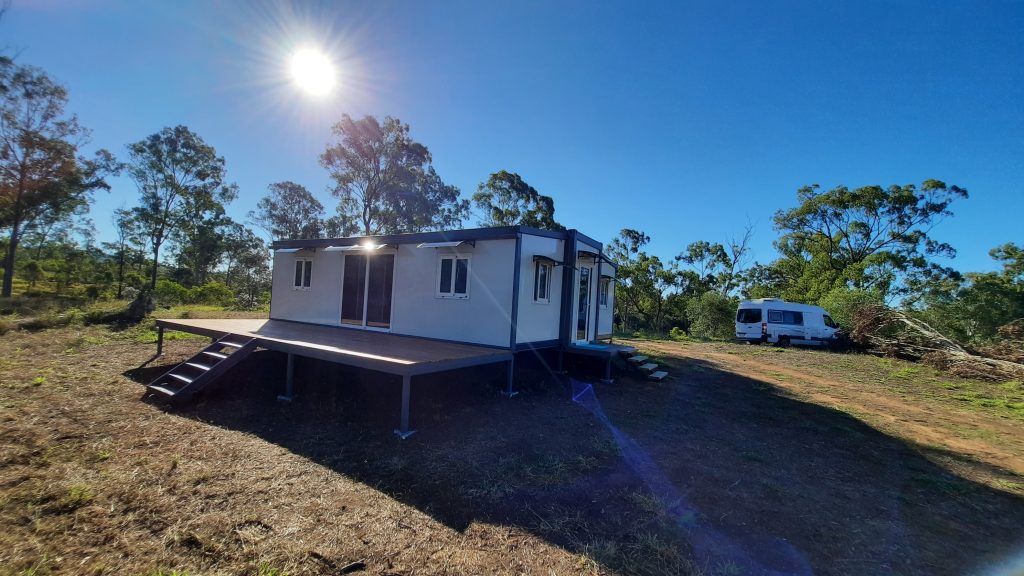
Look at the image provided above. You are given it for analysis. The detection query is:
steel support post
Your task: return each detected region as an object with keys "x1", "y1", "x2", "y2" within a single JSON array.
[
  {"x1": 277, "y1": 353, "x2": 295, "y2": 402},
  {"x1": 394, "y1": 374, "x2": 416, "y2": 439}
]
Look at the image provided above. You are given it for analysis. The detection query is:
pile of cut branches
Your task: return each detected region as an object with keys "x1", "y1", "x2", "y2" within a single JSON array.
[{"x1": 850, "y1": 305, "x2": 1024, "y2": 381}]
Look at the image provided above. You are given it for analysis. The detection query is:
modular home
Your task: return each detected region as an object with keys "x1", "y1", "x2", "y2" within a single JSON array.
[
  {"x1": 269, "y1": 226, "x2": 616, "y2": 351},
  {"x1": 149, "y1": 226, "x2": 632, "y2": 437}
]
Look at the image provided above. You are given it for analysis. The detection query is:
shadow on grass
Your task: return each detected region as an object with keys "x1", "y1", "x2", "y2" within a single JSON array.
[{"x1": 137, "y1": 348, "x2": 1024, "y2": 576}]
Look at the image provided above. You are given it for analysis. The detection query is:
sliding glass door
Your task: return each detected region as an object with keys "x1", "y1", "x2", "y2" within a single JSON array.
[{"x1": 341, "y1": 254, "x2": 394, "y2": 329}]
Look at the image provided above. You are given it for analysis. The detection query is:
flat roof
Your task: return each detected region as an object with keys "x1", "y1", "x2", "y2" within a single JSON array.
[
  {"x1": 270, "y1": 225, "x2": 615, "y2": 269},
  {"x1": 156, "y1": 318, "x2": 512, "y2": 377}
]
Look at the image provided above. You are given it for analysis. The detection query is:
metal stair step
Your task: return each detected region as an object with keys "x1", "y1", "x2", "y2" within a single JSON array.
[
  {"x1": 202, "y1": 351, "x2": 228, "y2": 360},
  {"x1": 648, "y1": 371, "x2": 669, "y2": 381},
  {"x1": 637, "y1": 363, "x2": 658, "y2": 372},
  {"x1": 219, "y1": 341, "x2": 245, "y2": 348},
  {"x1": 628, "y1": 355, "x2": 649, "y2": 364},
  {"x1": 148, "y1": 384, "x2": 178, "y2": 396},
  {"x1": 185, "y1": 362, "x2": 212, "y2": 371},
  {"x1": 168, "y1": 373, "x2": 194, "y2": 384}
]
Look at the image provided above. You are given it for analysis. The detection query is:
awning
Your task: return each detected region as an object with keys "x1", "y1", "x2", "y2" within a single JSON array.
[
  {"x1": 532, "y1": 255, "x2": 562, "y2": 266},
  {"x1": 323, "y1": 243, "x2": 392, "y2": 252},
  {"x1": 577, "y1": 249, "x2": 600, "y2": 260},
  {"x1": 601, "y1": 274, "x2": 616, "y2": 281},
  {"x1": 274, "y1": 247, "x2": 304, "y2": 253},
  {"x1": 417, "y1": 240, "x2": 475, "y2": 248}
]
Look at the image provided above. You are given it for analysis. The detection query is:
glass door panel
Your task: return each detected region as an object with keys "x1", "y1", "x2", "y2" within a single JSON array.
[
  {"x1": 576, "y1": 266, "x2": 592, "y2": 341},
  {"x1": 365, "y1": 254, "x2": 395, "y2": 328},
  {"x1": 341, "y1": 254, "x2": 366, "y2": 325}
]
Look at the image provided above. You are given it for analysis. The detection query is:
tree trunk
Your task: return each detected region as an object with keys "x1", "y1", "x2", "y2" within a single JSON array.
[
  {"x1": 1, "y1": 233, "x2": 19, "y2": 298},
  {"x1": 149, "y1": 243, "x2": 161, "y2": 291},
  {"x1": 116, "y1": 248, "x2": 126, "y2": 299}
]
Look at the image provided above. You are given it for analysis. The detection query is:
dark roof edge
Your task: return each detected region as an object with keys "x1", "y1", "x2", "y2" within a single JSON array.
[{"x1": 271, "y1": 225, "x2": 591, "y2": 249}]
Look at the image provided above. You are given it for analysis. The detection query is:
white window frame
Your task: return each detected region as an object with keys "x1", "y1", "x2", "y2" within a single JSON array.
[
  {"x1": 599, "y1": 277, "x2": 611, "y2": 308},
  {"x1": 533, "y1": 261, "x2": 552, "y2": 304},
  {"x1": 436, "y1": 254, "x2": 471, "y2": 299},
  {"x1": 293, "y1": 258, "x2": 313, "y2": 290}
]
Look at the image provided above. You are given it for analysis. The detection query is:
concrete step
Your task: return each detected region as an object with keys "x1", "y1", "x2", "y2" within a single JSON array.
[
  {"x1": 637, "y1": 363, "x2": 658, "y2": 372},
  {"x1": 648, "y1": 371, "x2": 669, "y2": 381},
  {"x1": 628, "y1": 355, "x2": 649, "y2": 364}
]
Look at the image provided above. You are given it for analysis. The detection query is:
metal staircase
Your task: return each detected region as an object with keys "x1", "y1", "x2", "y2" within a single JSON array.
[
  {"x1": 147, "y1": 336, "x2": 258, "y2": 400},
  {"x1": 623, "y1": 351, "x2": 669, "y2": 381}
]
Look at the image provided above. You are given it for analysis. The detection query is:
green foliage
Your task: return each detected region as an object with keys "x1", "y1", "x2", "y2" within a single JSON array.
[
  {"x1": 818, "y1": 286, "x2": 883, "y2": 330},
  {"x1": 607, "y1": 229, "x2": 677, "y2": 331},
  {"x1": 686, "y1": 291, "x2": 736, "y2": 339},
  {"x1": 250, "y1": 181, "x2": 331, "y2": 240},
  {"x1": 913, "y1": 244, "x2": 1024, "y2": 345},
  {"x1": 321, "y1": 114, "x2": 468, "y2": 235},
  {"x1": 0, "y1": 60, "x2": 119, "y2": 297},
  {"x1": 126, "y1": 125, "x2": 237, "y2": 289},
  {"x1": 189, "y1": 281, "x2": 234, "y2": 307},
  {"x1": 472, "y1": 170, "x2": 563, "y2": 230},
  {"x1": 746, "y1": 180, "x2": 968, "y2": 302},
  {"x1": 154, "y1": 279, "x2": 190, "y2": 305}
]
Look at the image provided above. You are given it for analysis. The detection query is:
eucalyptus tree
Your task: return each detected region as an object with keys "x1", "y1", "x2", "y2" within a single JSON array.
[
  {"x1": 126, "y1": 125, "x2": 236, "y2": 290},
  {"x1": 0, "y1": 61, "x2": 117, "y2": 297},
  {"x1": 472, "y1": 170, "x2": 563, "y2": 230},
  {"x1": 320, "y1": 114, "x2": 467, "y2": 235}
]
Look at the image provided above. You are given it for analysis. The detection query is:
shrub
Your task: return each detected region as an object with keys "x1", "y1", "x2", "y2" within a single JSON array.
[
  {"x1": 189, "y1": 281, "x2": 235, "y2": 306},
  {"x1": 818, "y1": 286, "x2": 884, "y2": 331},
  {"x1": 153, "y1": 279, "x2": 189, "y2": 306},
  {"x1": 686, "y1": 291, "x2": 736, "y2": 339}
]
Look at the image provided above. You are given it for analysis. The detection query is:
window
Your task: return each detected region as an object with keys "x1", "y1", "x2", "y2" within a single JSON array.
[
  {"x1": 768, "y1": 309, "x2": 803, "y2": 325},
  {"x1": 437, "y1": 255, "x2": 470, "y2": 298},
  {"x1": 534, "y1": 261, "x2": 552, "y2": 303},
  {"x1": 599, "y1": 277, "x2": 611, "y2": 307},
  {"x1": 736, "y1": 308, "x2": 762, "y2": 323},
  {"x1": 823, "y1": 314, "x2": 837, "y2": 328},
  {"x1": 293, "y1": 259, "x2": 312, "y2": 289}
]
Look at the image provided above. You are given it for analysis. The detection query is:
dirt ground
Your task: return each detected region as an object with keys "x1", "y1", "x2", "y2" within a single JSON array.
[{"x1": 1, "y1": 325, "x2": 1023, "y2": 575}]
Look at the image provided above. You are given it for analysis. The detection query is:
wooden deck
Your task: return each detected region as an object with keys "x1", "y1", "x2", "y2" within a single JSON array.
[{"x1": 155, "y1": 318, "x2": 513, "y2": 377}]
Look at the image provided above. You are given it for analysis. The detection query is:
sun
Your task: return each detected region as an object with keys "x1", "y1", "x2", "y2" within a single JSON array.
[{"x1": 289, "y1": 48, "x2": 336, "y2": 97}]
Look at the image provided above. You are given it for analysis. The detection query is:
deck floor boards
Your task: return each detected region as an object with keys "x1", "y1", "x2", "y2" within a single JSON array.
[{"x1": 156, "y1": 318, "x2": 512, "y2": 376}]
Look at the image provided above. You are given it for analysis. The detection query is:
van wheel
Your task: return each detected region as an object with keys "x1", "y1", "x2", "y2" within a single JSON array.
[{"x1": 777, "y1": 336, "x2": 791, "y2": 348}]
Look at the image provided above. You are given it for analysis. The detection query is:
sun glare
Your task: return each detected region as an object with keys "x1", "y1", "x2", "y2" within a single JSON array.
[{"x1": 290, "y1": 48, "x2": 336, "y2": 96}]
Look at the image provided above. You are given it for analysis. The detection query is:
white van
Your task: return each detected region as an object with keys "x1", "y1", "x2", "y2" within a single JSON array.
[{"x1": 735, "y1": 298, "x2": 840, "y2": 347}]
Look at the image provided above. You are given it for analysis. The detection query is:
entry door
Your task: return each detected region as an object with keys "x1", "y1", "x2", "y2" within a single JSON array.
[
  {"x1": 576, "y1": 265, "x2": 592, "y2": 342},
  {"x1": 341, "y1": 254, "x2": 395, "y2": 329}
]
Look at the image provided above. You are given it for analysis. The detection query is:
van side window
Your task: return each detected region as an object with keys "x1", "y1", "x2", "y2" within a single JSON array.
[
  {"x1": 768, "y1": 310, "x2": 803, "y2": 325},
  {"x1": 737, "y1": 309, "x2": 761, "y2": 323},
  {"x1": 823, "y1": 314, "x2": 837, "y2": 328}
]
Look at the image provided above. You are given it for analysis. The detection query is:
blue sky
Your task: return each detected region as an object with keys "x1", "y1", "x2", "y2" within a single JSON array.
[{"x1": 5, "y1": 0, "x2": 1023, "y2": 272}]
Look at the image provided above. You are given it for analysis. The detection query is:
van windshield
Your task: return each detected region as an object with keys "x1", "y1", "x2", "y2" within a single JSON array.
[{"x1": 736, "y1": 309, "x2": 761, "y2": 323}]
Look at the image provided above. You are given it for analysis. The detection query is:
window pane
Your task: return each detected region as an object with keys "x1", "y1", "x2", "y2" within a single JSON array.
[
  {"x1": 439, "y1": 258, "x2": 452, "y2": 294},
  {"x1": 454, "y1": 258, "x2": 469, "y2": 294},
  {"x1": 294, "y1": 260, "x2": 303, "y2": 287},
  {"x1": 782, "y1": 311, "x2": 803, "y2": 325},
  {"x1": 538, "y1": 264, "x2": 548, "y2": 299},
  {"x1": 341, "y1": 255, "x2": 366, "y2": 325},
  {"x1": 737, "y1": 309, "x2": 762, "y2": 323},
  {"x1": 823, "y1": 314, "x2": 836, "y2": 328},
  {"x1": 366, "y1": 255, "x2": 394, "y2": 328},
  {"x1": 303, "y1": 260, "x2": 312, "y2": 287},
  {"x1": 768, "y1": 310, "x2": 783, "y2": 323}
]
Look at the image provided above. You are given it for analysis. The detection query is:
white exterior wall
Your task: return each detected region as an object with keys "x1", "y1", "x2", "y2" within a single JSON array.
[
  {"x1": 270, "y1": 249, "x2": 344, "y2": 325},
  {"x1": 515, "y1": 233, "x2": 564, "y2": 344},
  {"x1": 390, "y1": 239, "x2": 515, "y2": 347}
]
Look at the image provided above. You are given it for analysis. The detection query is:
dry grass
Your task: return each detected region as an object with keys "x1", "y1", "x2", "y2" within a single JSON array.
[{"x1": 1, "y1": 325, "x2": 1023, "y2": 575}]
